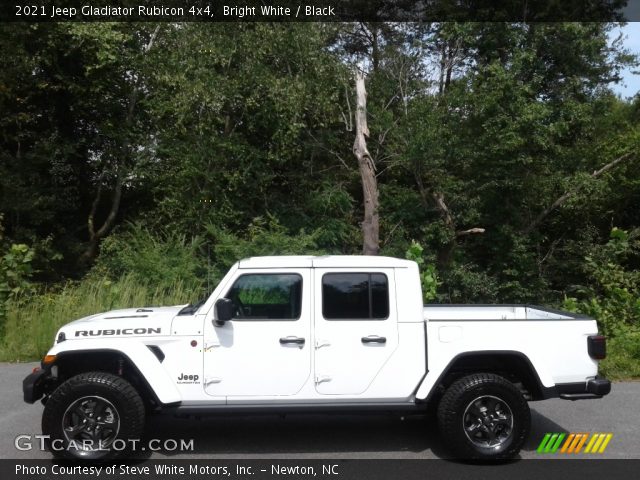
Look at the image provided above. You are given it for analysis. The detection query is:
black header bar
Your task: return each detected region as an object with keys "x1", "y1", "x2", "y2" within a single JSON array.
[{"x1": 1, "y1": 1, "x2": 635, "y2": 22}]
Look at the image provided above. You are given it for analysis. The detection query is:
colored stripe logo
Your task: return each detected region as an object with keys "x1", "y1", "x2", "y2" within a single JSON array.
[{"x1": 537, "y1": 433, "x2": 613, "y2": 454}]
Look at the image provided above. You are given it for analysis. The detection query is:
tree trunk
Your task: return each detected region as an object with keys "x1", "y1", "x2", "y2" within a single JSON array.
[
  {"x1": 353, "y1": 69, "x2": 379, "y2": 255},
  {"x1": 438, "y1": 42, "x2": 446, "y2": 95},
  {"x1": 371, "y1": 27, "x2": 380, "y2": 74},
  {"x1": 80, "y1": 26, "x2": 160, "y2": 265},
  {"x1": 80, "y1": 170, "x2": 123, "y2": 265}
]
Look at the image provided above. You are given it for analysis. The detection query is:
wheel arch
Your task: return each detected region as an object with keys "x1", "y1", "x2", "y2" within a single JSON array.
[
  {"x1": 417, "y1": 350, "x2": 549, "y2": 403},
  {"x1": 47, "y1": 346, "x2": 181, "y2": 407}
]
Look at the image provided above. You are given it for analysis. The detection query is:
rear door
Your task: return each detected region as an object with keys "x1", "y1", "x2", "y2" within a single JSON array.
[{"x1": 313, "y1": 269, "x2": 398, "y2": 395}]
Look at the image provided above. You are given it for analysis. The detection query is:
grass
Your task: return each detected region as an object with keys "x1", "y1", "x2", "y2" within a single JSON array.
[
  {"x1": 599, "y1": 333, "x2": 640, "y2": 380},
  {"x1": 1, "y1": 275, "x2": 638, "y2": 381},
  {"x1": 0, "y1": 274, "x2": 200, "y2": 362}
]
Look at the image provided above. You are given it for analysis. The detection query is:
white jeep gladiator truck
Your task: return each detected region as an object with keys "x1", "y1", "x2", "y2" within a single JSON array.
[{"x1": 23, "y1": 255, "x2": 610, "y2": 460}]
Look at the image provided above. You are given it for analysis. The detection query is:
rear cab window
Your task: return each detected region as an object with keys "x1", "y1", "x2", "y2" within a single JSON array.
[{"x1": 322, "y1": 273, "x2": 389, "y2": 320}]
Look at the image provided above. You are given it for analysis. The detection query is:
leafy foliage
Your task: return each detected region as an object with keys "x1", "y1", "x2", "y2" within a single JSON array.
[
  {"x1": 0, "y1": 216, "x2": 35, "y2": 329},
  {"x1": 405, "y1": 242, "x2": 439, "y2": 302},
  {"x1": 564, "y1": 228, "x2": 640, "y2": 336},
  {"x1": 92, "y1": 225, "x2": 205, "y2": 293},
  {"x1": 562, "y1": 227, "x2": 640, "y2": 378},
  {"x1": 205, "y1": 216, "x2": 327, "y2": 282},
  {"x1": 1, "y1": 22, "x2": 640, "y2": 375}
]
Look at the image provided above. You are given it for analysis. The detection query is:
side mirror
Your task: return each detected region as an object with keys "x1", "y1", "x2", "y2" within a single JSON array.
[{"x1": 214, "y1": 298, "x2": 234, "y2": 326}]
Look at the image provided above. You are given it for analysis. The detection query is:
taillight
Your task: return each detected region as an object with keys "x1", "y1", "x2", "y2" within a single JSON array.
[{"x1": 588, "y1": 335, "x2": 606, "y2": 360}]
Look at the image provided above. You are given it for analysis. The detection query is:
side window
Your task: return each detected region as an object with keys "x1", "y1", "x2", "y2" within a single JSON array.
[
  {"x1": 322, "y1": 273, "x2": 389, "y2": 320},
  {"x1": 226, "y1": 274, "x2": 302, "y2": 320}
]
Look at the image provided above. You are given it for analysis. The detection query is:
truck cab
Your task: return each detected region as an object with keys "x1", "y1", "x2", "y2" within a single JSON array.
[{"x1": 172, "y1": 255, "x2": 425, "y2": 403}]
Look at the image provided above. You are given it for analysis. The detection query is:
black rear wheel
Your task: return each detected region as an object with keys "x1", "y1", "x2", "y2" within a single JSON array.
[{"x1": 437, "y1": 373, "x2": 530, "y2": 460}]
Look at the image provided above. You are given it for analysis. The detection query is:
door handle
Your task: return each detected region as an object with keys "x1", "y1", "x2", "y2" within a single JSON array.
[
  {"x1": 279, "y1": 336, "x2": 305, "y2": 345},
  {"x1": 361, "y1": 335, "x2": 386, "y2": 344}
]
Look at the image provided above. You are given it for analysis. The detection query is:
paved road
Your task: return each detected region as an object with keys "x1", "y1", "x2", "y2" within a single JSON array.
[{"x1": 1, "y1": 363, "x2": 638, "y2": 459}]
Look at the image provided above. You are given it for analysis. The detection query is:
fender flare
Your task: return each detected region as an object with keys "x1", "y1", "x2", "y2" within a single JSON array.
[
  {"x1": 415, "y1": 350, "x2": 552, "y2": 401},
  {"x1": 47, "y1": 340, "x2": 182, "y2": 405}
]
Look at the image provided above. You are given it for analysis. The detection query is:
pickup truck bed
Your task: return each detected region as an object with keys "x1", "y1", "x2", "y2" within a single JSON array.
[{"x1": 423, "y1": 304, "x2": 590, "y2": 321}]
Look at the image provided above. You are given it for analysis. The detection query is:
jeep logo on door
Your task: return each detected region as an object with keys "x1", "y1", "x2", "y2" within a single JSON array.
[{"x1": 177, "y1": 373, "x2": 200, "y2": 384}]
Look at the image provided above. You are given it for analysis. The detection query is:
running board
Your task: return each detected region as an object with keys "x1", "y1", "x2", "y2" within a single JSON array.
[{"x1": 161, "y1": 402, "x2": 428, "y2": 417}]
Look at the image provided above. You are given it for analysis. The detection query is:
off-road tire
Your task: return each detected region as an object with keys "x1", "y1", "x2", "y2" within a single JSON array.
[
  {"x1": 42, "y1": 371, "x2": 145, "y2": 460},
  {"x1": 437, "y1": 373, "x2": 530, "y2": 460}
]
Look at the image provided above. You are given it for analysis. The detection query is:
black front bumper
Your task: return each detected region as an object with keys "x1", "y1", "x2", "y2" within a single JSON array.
[
  {"x1": 556, "y1": 376, "x2": 612, "y2": 400},
  {"x1": 23, "y1": 368, "x2": 49, "y2": 404}
]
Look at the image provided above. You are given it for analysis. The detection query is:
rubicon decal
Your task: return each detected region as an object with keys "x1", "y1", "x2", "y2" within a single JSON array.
[
  {"x1": 537, "y1": 432, "x2": 613, "y2": 454},
  {"x1": 74, "y1": 328, "x2": 161, "y2": 336}
]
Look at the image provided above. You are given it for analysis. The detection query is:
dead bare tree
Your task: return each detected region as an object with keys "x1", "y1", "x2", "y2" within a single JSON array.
[{"x1": 353, "y1": 69, "x2": 380, "y2": 255}]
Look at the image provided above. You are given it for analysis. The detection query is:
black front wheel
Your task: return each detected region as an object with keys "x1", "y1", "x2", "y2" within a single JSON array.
[
  {"x1": 42, "y1": 372, "x2": 145, "y2": 460},
  {"x1": 437, "y1": 373, "x2": 530, "y2": 460}
]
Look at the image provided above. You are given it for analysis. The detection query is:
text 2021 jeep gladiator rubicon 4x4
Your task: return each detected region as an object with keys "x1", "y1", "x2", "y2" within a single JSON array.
[{"x1": 23, "y1": 255, "x2": 611, "y2": 460}]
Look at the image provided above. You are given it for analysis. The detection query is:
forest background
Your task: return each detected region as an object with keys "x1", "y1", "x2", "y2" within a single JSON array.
[{"x1": 1, "y1": 21, "x2": 639, "y2": 378}]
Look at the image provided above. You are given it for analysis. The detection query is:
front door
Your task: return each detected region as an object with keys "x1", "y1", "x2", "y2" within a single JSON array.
[
  {"x1": 313, "y1": 268, "x2": 399, "y2": 395},
  {"x1": 203, "y1": 269, "x2": 311, "y2": 397}
]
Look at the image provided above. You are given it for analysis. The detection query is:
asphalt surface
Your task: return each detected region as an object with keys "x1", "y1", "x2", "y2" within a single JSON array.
[{"x1": 2, "y1": 362, "x2": 638, "y2": 460}]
